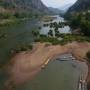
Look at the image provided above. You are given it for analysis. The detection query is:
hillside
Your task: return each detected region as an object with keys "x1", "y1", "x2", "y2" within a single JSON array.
[
  {"x1": 48, "y1": 7, "x2": 62, "y2": 14},
  {"x1": 68, "y1": 0, "x2": 90, "y2": 13},
  {"x1": 0, "y1": 0, "x2": 49, "y2": 14}
]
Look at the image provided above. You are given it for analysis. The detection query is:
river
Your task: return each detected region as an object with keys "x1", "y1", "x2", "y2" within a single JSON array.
[
  {"x1": 16, "y1": 54, "x2": 88, "y2": 90},
  {"x1": 0, "y1": 19, "x2": 38, "y2": 65}
]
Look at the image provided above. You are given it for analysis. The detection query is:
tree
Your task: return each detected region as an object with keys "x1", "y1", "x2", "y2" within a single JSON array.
[
  {"x1": 32, "y1": 29, "x2": 39, "y2": 37},
  {"x1": 48, "y1": 30, "x2": 53, "y2": 37},
  {"x1": 55, "y1": 30, "x2": 60, "y2": 37}
]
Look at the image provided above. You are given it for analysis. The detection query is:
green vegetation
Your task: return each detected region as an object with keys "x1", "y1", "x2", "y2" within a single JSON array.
[
  {"x1": 0, "y1": 19, "x2": 20, "y2": 26},
  {"x1": 43, "y1": 21, "x2": 68, "y2": 28},
  {"x1": 35, "y1": 35, "x2": 63, "y2": 45},
  {"x1": 32, "y1": 29, "x2": 40, "y2": 37},
  {"x1": 48, "y1": 29, "x2": 53, "y2": 37},
  {"x1": 0, "y1": 12, "x2": 13, "y2": 19},
  {"x1": 0, "y1": 12, "x2": 26, "y2": 19},
  {"x1": 12, "y1": 44, "x2": 33, "y2": 54},
  {"x1": 35, "y1": 34, "x2": 90, "y2": 45},
  {"x1": 69, "y1": 12, "x2": 90, "y2": 36},
  {"x1": 62, "y1": 34, "x2": 90, "y2": 42},
  {"x1": 0, "y1": 11, "x2": 40, "y2": 26},
  {"x1": 50, "y1": 22, "x2": 67, "y2": 28},
  {"x1": 38, "y1": 15, "x2": 90, "y2": 45},
  {"x1": 54, "y1": 29, "x2": 60, "y2": 37}
]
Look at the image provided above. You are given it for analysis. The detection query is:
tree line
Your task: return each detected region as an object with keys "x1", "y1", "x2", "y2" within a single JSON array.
[{"x1": 69, "y1": 12, "x2": 90, "y2": 36}]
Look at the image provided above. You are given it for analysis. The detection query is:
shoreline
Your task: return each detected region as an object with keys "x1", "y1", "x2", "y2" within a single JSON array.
[{"x1": 4, "y1": 42, "x2": 90, "y2": 89}]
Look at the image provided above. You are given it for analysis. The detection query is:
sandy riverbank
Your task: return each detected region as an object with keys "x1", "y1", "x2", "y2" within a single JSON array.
[{"x1": 5, "y1": 42, "x2": 90, "y2": 89}]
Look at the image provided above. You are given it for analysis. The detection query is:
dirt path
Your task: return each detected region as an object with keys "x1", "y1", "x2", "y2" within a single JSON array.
[{"x1": 4, "y1": 42, "x2": 90, "y2": 89}]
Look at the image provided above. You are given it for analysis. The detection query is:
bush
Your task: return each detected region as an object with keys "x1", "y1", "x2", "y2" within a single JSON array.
[
  {"x1": 0, "y1": 12, "x2": 13, "y2": 19},
  {"x1": 12, "y1": 44, "x2": 33, "y2": 54}
]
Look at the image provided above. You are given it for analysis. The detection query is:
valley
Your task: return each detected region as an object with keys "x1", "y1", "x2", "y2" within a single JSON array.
[{"x1": 0, "y1": 0, "x2": 90, "y2": 90}]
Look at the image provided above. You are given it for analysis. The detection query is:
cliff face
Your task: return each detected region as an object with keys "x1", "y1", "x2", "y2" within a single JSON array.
[
  {"x1": 68, "y1": 0, "x2": 90, "y2": 12},
  {"x1": 29, "y1": 0, "x2": 48, "y2": 11},
  {"x1": 0, "y1": 0, "x2": 49, "y2": 13}
]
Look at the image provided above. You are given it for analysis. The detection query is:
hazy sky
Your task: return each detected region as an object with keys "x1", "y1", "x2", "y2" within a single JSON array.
[{"x1": 41, "y1": 0, "x2": 77, "y2": 8}]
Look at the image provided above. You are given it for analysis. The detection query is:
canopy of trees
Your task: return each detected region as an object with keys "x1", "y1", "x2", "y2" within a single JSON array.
[{"x1": 70, "y1": 12, "x2": 90, "y2": 36}]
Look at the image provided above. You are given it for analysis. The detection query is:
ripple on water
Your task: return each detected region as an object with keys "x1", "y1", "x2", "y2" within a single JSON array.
[{"x1": 16, "y1": 57, "x2": 88, "y2": 90}]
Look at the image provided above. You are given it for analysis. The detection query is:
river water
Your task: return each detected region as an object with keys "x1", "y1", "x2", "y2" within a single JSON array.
[
  {"x1": 0, "y1": 19, "x2": 38, "y2": 65},
  {"x1": 0, "y1": 19, "x2": 38, "y2": 90},
  {"x1": 16, "y1": 54, "x2": 88, "y2": 90}
]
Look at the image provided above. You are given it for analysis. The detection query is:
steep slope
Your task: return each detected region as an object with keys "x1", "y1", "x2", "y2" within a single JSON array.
[
  {"x1": 0, "y1": 0, "x2": 49, "y2": 14},
  {"x1": 68, "y1": 0, "x2": 90, "y2": 13},
  {"x1": 48, "y1": 7, "x2": 62, "y2": 14},
  {"x1": 59, "y1": 3, "x2": 73, "y2": 13}
]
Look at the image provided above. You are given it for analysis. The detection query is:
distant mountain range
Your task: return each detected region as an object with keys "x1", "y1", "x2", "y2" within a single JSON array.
[
  {"x1": 48, "y1": 3, "x2": 74, "y2": 15},
  {"x1": 48, "y1": 7, "x2": 64, "y2": 14},
  {"x1": 1, "y1": 0, "x2": 89, "y2": 16},
  {"x1": 59, "y1": 3, "x2": 74, "y2": 13}
]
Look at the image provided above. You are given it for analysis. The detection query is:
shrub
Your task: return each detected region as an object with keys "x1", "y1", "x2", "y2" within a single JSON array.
[
  {"x1": 12, "y1": 44, "x2": 33, "y2": 54},
  {"x1": 0, "y1": 12, "x2": 13, "y2": 19},
  {"x1": 32, "y1": 29, "x2": 39, "y2": 37}
]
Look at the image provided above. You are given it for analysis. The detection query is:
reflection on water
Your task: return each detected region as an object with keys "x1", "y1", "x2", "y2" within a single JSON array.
[{"x1": 16, "y1": 58, "x2": 88, "y2": 90}]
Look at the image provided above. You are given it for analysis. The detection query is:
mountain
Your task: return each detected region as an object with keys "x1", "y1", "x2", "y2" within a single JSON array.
[
  {"x1": 0, "y1": 0, "x2": 49, "y2": 14},
  {"x1": 48, "y1": 3, "x2": 74, "y2": 14},
  {"x1": 48, "y1": 7, "x2": 63, "y2": 14},
  {"x1": 59, "y1": 3, "x2": 74, "y2": 13},
  {"x1": 68, "y1": 0, "x2": 90, "y2": 13}
]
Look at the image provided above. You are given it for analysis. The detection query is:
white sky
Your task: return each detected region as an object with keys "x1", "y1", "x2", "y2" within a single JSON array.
[{"x1": 41, "y1": 0, "x2": 77, "y2": 8}]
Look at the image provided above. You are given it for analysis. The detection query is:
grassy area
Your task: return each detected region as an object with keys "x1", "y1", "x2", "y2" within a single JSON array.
[
  {"x1": 0, "y1": 18, "x2": 34, "y2": 27},
  {"x1": 35, "y1": 34, "x2": 90, "y2": 45},
  {"x1": 0, "y1": 19, "x2": 20, "y2": 26},
  {"x1": 35, "y1": 36, "x2": 62, "y2": 45},
  {"x1": 11, "y1": 44, "x2": 33, "y2": 54},
  {"x1": 62, "y1": 34, "x2": 90, "y2": 42},
  {"x1": 0, "y1": 11, "x2": 41, "y2": 27}
]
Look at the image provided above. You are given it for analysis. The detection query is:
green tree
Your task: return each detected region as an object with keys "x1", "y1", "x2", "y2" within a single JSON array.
[
  {"x1": 48, "y1": 29, "x2": 53, "y2": 37},
  {"x1": 32, "y1": 29, "x2": 39, "y2": 37},
  {"x1": 55, "y1": 30, "x2": 60, "y2": 37}
]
